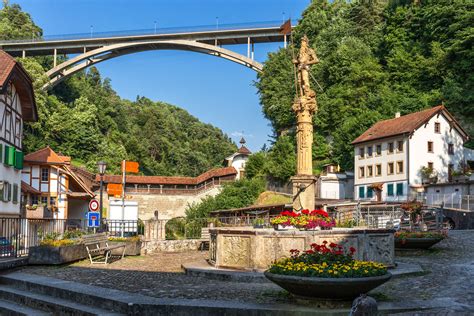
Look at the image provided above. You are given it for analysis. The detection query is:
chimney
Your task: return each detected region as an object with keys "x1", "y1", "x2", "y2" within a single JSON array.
[{"x1": 395, "y1": 112, "x2": 401, "y2": 118}]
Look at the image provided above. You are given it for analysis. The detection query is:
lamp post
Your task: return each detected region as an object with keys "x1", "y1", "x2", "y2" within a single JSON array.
[{"x1": 97, "y1": 161, "x2": 107, "y2": 222}]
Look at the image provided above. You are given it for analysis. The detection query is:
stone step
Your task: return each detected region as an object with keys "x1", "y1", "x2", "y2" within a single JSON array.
[
  {"x1": 0, "y1": 298, "x2": 51, "y2": 316},
  {"x1": 0, "y1": 285, "x2": 124, "y2": 316}
]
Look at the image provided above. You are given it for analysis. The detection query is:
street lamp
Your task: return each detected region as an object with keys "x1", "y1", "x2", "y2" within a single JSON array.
[{"x1": 97, "y1": 161, "x2": 107, "y2": 220}]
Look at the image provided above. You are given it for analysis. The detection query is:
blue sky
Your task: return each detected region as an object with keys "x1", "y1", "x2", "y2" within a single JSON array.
[{"x1": 11, "y1": 0, "x2": 309, "y2": 151}]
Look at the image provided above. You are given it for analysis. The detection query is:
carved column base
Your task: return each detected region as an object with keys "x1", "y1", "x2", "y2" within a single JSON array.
[{"x1": 291, "y1": 175, "x2": 317, "y2": 211}]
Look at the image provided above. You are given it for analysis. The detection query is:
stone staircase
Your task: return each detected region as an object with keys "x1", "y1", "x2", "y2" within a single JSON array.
[{"x1": 0, "y1": 273, "x2": 126, "y2": 315}]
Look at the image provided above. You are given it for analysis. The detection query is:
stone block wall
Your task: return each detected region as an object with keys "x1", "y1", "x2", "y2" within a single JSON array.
[{"x1": 142, "y1": 239, "x2": 204, "y2": 254}]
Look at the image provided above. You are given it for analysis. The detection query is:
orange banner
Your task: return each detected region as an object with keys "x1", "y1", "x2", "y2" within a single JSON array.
[
  {"x1": 122, "y1": 161, "x2": 139, "y2": 173},
  {"x1": 107, "y1": 183, "x2": 123, "y2": 196}
]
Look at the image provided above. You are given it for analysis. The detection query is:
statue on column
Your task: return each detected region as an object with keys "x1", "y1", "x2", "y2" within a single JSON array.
[{"x1": 292, "y1": 35, "x2": 319, "y2": 176}]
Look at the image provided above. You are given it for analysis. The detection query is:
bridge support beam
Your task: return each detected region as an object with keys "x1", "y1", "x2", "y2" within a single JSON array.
[
  {"x1": 53, "y1": 49, "x2": 57, "y2": 67},
  {"x1": 42, "y1": 39, "x2": 263, "y2": 91},
  {"x1": 22, "y1": 50, "x2": 25, "y2": 58}
]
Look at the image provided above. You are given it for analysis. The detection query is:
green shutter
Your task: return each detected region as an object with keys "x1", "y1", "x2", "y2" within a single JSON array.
[
  {"x1": 14, "y1": 151, "x2": 24, "y2": 169},
  {"x1": 396, "y1": 183, "x2": 404, "y2": 196},
  {"x1": 387, "y1": 184, "x2": 394, "y2": 196},
  {"x1": 359, "y1": 186, "x2": 365, "y2": 198},
  {"x1": 7, "y1": 183, "x2": 12, "y2": 201},
  {"x1": 4, "y1": 146, "x2": 15, "y2": 166},
  {"x1": 0, "y1": 183, "x2": 4, "y2": 202},
  {"x1": 0, "y1": 144, "x2": 3, "y2": 164},
  {"x1": 367, "y1": 187, "x2": 373, "y2": 198}
]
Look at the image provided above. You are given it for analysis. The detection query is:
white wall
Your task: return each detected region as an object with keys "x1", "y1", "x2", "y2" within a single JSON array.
[
  {"x1": 409, "y1": 113, "x2": 465, "y2": 185},
  {"x1": 230, "y1": 155, "x2": 248, "y2": 180}
]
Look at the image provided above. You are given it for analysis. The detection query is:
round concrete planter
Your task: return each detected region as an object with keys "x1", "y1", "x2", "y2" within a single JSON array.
[
  {"x1": 395, "y1": 237, "x2": 443, "y2": 249},
  {"x1": 264, "y1": 271, "x2": 392, "y2": 300}
]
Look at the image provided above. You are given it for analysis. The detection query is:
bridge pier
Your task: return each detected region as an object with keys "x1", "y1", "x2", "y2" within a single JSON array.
[
  {"x1": 22, "y1": 50, "x2": 25, "y2": 58},
  {"x1": 53, "y1": 49, "x2": 57, "y2": 67}
]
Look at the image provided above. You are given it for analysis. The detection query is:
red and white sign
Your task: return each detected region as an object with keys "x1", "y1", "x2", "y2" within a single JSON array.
[{"x1": 89, "y1": 199, "x2": 100, "y2": 212}]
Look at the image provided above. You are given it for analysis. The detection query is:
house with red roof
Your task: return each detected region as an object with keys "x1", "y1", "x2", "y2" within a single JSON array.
[
  {"x1": 0, "y1": 51, "x2": 37, "y2": 217},
  {"x1": 224, "y1": 137, "x2": 251, "y2": 179},
  {"x1": 352, "y1": 106, "x2": 473, "y2": 202},
  {"x1": 21, "y1": 147, "x2": 95, "y2": 220}
]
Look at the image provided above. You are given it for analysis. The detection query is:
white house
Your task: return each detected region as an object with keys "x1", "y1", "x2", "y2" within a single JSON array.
[
  {"x1": 21, "y1": 147, "x2": 94, "y2": 220},
  {"x1": 225, "y1": 137, "x2": 251, "y2": 179},
  {"x1": 352, "y1": 105, "x2": 472, "y2": 202},
  {"x1": 0, "y1": 51, "x2": 37, "y2": 217},
  {"x1": 316, "y1": 164, "x2": 354, "y2": 200}
]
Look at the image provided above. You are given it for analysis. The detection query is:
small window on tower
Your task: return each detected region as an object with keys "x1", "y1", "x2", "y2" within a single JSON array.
[{"x1": 434, "y1": 122, "x2": 441, "y2": 133}]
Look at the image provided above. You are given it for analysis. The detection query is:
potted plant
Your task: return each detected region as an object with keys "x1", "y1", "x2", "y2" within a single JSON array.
[
  {"x1": 270, "y1": 211, "x2": 299, "y2": 230},
  {"x1": 420, "y1": 166, "x2": 438, "y2": 184},
  {"x1": 297, "y1": 209, "x2": 335, "y2": 230},
  {"x1": 29, "y1": 232, "x2": 87, "y2": 265},
  {"x1": 394, "y1": 230, "x2": 447, "y2": 249},
  {"x1": 400, "y1": 200, "x2": 423, "y2": 230},
  {"x1": 108, "y1": 235, "x2": 142, "y2": 256},
  {"x1": 264, "y1": 241, "x2": 391, "y2": 299},
  {"x1": 252, "y1": 218, "x2": 265, "y2": 229}
]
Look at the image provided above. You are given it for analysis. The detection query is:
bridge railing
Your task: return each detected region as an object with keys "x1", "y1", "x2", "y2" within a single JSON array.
[{"x1": 0, "y1": 20, "x2": 292, "y2": 44}]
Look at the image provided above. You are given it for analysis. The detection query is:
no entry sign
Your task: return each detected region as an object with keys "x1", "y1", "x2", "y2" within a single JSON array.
[{"x1": 89, "y1": 199, "x2": 99, "y2": 212}]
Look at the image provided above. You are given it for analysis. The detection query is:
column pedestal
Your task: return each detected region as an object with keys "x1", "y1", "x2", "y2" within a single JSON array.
[{"x1": 291, "y1": 175, "x2": 317, "y2": 211}]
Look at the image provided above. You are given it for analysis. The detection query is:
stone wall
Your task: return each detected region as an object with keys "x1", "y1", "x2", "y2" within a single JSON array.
[
  {"x1": 142, "y1": 239, "x2": 204, "y2": 254},
  {"x1": 124, "y1": 186, "x2": 222, "y2": 221}
]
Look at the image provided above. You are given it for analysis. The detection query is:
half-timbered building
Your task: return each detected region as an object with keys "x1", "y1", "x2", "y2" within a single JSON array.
[{"x1": 0, "y1": 51, "x2": 37, "y2": 217}]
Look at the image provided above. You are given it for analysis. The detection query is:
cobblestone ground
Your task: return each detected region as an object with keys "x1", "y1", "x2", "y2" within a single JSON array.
[{"x1": 19, "y1": 231, "x2": 474, "y2": 313}]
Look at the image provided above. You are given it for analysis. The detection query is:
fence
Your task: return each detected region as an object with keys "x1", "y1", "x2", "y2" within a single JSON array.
[
  {"x1": 420, "y1": 194, "x2": 474, "y2": 211},
  {"x1": 333, "y1": 205, "x2": 445, "y2": 231}
]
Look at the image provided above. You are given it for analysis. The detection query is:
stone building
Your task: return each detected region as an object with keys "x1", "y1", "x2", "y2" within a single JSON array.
[
  {"x1": 99, "y1": 167, "x2": 237, "y2": 220},
  {"x1": 352, "y1": 106, "x2": 473, "y2": 202},
  {"x1": 0, "y1": 51, "x2": 37, "y2": 217}
]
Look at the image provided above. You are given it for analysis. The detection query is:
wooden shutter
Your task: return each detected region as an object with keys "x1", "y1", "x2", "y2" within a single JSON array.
[{"x1": 14, "y1": 151, "x2": 24, "y2": 169}]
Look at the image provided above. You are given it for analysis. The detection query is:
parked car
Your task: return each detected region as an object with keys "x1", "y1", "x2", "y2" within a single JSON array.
[{"x1": 0, "y1": 237, "x2": 15, "y2": 257}]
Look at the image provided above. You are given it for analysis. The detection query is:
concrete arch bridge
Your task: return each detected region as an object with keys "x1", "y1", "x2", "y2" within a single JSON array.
[{"x1": 0, "y1": 20, "x2": 293, "y2": 90}]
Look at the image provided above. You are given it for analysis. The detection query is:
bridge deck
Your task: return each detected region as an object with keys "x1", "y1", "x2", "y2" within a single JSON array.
[{"x1": 0, "y1": 20, "x2": 292, "y2": 56}]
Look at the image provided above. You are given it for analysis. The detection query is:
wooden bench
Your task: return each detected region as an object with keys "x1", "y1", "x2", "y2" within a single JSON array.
[
  {"x1": 199, "y1": 228, "x2": 210, "y2": 251},
  {"x1": 83, "y1": 233, "x2": 126, "y2": 264}
]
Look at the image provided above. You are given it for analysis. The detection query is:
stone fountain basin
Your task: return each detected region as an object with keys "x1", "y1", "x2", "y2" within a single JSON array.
[{"x1": 264, "y1": 271, "x2": 392, "y2": 300}]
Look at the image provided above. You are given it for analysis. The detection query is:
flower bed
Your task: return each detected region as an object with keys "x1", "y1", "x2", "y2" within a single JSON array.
[
  {"x1": 395, "y1": 230, "x2": 447, "y2": 249},
  {"x1": 270, "y1": 209, "x2": 335, "y2": 230},
  {"x1": 265, "y1": 241, "x2": 390, "y2": 299},
  {"x1": 108, "y1": 236, "x2": 142, "y2": 256}
]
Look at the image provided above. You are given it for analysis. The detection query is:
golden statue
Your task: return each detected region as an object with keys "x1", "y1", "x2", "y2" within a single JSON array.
[{"x1": 292, "y1": 35, "x2": 319, "y2": 176}]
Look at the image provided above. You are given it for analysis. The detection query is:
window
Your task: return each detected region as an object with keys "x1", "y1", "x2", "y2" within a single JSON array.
[
  {"x1": 387, "y1": 183, "x2": 394, "y2": 196},
  {"x1": 359, "y1": 166, "x2": 365, "y2": 178},
  {"x1": 12, "y1": 184, "x2": 18, "y2": 204},
  {"x1": 427, "y1": 141, "x2": 433, "y2": 153},
  {"x1": 41, "y1": 168, "x2": 49, "y2": 182},
  {"x1": 448, "y1": 143, "x2": 454, "y2": 155},
  {"x1": 359, "y1": 147, "x2": 365, "y2": 159},
  {"x1": 434, "y1": 122, "x2": 440, "y2": 133},
  {"x1": 375, "y1": 164, "x2": 382, "y2": 176},
  {"x1": 397, "y1": 161, "x2": 404, "y2": 174},
  {"x1": 367, "y1": 165, "x2": 373, "y2": 177},
  {"x1": 448, "y1": 164, "x2": 454, "y2": 182},
  {"x1": 396, "y1": 183, "x2": 404, "y2": 196},
  {"x1": 376, "y1": 144, "x2": 382, "y2": 156},
  {"x1": 397, "y1": 141, "x2": 403, "y2": 152},
  {"x1": 367, "y1": 187, "x2": 373, "y2": 198},
  {"x1": 359, "y1": 186, "x2": 365, "y2": 199},
  {"x1": 388, "y1": 142, "x2": 394, "y2": 154},
  {"x1": 31, "y1": 195, "x2": 39, "y2": 205},
  {"x1": 367, "y1": 146, "x2": 373, "y2": 157},
  {"x1": 50, "y1": 197, "x2": 56, "y2": 206},
  {"x1": 41, "y1": 196, "x2": 48, "y2": 205},
  {"x1": 388, "y1": 162, "x2": 395, "y2": 175},
  {"x1": 428, "y1": 162, "x2": 433, "y2": 170}
]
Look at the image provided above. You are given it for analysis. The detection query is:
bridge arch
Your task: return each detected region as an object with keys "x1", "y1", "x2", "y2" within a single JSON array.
[{"x1": 43, "y1": 40, "x2": 263, "y2": 90}]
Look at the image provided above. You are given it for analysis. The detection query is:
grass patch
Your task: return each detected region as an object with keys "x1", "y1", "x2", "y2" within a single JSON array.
[{"x1": 255, "y1": 191, "x2": 292, "y2": 206}]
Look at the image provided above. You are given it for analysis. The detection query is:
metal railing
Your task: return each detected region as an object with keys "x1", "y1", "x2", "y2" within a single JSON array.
[
  {"x1": 416, "y1": 194, "x2": 474, "y2": 211},
  {"x1": 0, "y1": 20, "x2": 291, "y2": 44}
]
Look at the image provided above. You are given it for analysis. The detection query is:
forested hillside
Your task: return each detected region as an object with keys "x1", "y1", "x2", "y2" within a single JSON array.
[
  {"x1": 256, "y1": 0, "x2": 473, "y2": 173},
  {"x1": 0, "y1": 3, "x2": 236, "y2": 175}
]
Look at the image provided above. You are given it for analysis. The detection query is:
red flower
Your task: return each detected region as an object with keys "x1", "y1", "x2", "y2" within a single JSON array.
[
  {"x1": 322, "y1": 240, "x2": 328, "y2": 244},
  {"x1": 329, "y1": 242, "x2": 337, "y2": 248},
  {"x1": 302, "y1": 209, "x2": 310, "y2": 215},
  {"x1": 305, "y1": 249, "x2": 315, "y2": 254},
  {"x1": 349, "y1": 247, "x2": 356, "y2": 254}
]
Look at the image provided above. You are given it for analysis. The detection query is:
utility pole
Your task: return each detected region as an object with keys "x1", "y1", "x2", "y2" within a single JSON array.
[{"x1": 154, "y1": 21, "x2": 157, "y2": 34}]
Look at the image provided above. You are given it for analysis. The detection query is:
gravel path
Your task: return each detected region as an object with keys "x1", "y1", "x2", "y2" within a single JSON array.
[{"x1": 18, "y1": 230, "x2": 474, "y2": 312}]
